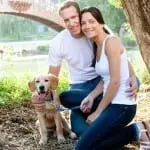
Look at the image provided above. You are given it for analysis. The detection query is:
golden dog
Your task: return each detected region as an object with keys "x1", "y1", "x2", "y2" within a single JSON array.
[{"x1": 28, "y1": 74, "x2": 76, "y2": 145}]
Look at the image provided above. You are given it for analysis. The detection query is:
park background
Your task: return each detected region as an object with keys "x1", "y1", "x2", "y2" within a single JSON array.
[{"x1": 0, "y1": 0, "x2": 149, "y2": 150}]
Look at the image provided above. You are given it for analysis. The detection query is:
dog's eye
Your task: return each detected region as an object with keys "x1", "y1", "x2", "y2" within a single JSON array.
[
  {"x1": 45, "y1": 80, "x2": 49, "y2": 82},
  {"x1": 36, "y1": 80, "x2": 40, "y2": 83}
]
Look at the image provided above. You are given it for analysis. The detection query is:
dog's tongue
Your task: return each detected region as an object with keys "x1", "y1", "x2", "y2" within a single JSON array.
[{"x1": 39, "y1": 93, "x2": 47, "y2": 99}]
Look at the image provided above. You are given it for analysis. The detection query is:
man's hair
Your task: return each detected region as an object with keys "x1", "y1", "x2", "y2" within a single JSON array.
[{"x1": 58, "y1": 0, "x2": 80, "y2": 16}]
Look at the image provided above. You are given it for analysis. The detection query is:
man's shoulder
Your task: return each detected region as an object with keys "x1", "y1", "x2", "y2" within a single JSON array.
[
  {"x1": 52, "y1": 29, "x2": 69, "y2": 41},
  {"x1": 50, "y1": 29, "x2": 69, "y2": 51}
]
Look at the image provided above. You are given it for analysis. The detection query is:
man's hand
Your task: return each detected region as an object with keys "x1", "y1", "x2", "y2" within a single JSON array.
[
  {"x1": 126, "y1": 76, "x2": 139, "y2": 98},
  {"x1": 32, "y1": 92, "x2": 45, "y2": 112},
  {"x1": 80, "y1": 95, "x2": 94, "y2": 113}
]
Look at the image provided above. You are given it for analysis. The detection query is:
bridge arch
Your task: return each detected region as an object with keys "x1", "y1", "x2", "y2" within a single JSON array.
[{"x1": 0, "y1": 1, "x2": 65, "y2": 32}]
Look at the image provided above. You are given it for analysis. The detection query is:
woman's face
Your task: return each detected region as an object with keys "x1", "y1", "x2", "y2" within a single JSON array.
[{"x1": 81, "y1": 12, "x2": 101, "y2": 39}]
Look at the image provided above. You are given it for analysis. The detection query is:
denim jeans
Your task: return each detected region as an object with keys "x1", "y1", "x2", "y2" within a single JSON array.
[
  {"x1": 59, "y1": 76, "x2": 102, "y2": 136},
  {"x1": 75, "y1": 104, "x2": 138, "y2": 150}
]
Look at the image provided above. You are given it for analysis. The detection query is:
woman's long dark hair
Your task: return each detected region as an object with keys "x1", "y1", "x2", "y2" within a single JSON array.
[{"x1": 81, "y1": 7, "x2": 109, "y2": 67}]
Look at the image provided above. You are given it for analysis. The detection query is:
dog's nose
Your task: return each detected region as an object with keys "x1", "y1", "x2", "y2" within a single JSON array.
[{"x1": 39, "y1": 86, "x2": 45, "y2": 91}]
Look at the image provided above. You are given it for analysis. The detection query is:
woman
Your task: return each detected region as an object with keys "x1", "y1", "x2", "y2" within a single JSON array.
[{"x1": 75, "y1": 7, "x2": 150, "y2": 150}]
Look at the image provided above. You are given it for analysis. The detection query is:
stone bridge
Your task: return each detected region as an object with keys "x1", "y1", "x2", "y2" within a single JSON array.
[{"x1": 0, "y1": 0, "x2": 65, "y2": 32}]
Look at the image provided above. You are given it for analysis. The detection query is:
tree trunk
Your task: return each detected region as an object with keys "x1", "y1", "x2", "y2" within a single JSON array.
[{"x1": 121, "y1": 0, "x2": 150, "y2": 73}]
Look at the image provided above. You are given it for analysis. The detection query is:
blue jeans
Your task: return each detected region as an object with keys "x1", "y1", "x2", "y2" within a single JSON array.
[
  {"x1": 75, "y1": 104, "x2": 138, "y2": 150},
  {"x1": 59, "y1": 76, "x2": 102, "y2": 136}
]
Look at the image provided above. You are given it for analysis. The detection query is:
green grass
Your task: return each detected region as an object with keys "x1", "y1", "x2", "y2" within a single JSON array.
[{"x1": 0, "y1": 75, "x2": 31, "y2": 107}]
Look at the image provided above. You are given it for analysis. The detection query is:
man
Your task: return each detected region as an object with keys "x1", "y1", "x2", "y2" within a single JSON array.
[{"x1": 32, "y1": 0, "x2": 138, "y2": 136}]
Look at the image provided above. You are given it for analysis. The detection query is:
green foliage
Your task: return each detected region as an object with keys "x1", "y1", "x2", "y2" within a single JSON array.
[
  {"x1": 0, "y1": 75, "x2": 31, "y2": 107},
  {"x1": 0, "y1": 15, "x2": 57, "y2": 42},
  {"x1": 122, "y1": 36, "x2": 137, "y2": 47},
  {"x1": 57, "y1": 76, "x2": 69, "y2": 94},
  {"x1": 22, "y1": 49, "x2": 29, "y2": 56},
  {"x1": 57, "y1": 62, "x2": 69, "y2": 94},
  {"x1": 0, "y1": 15, "x2": 37, "y2": 41},
  {"x1": 108, "y1": 0, "x2": 122, "y2": 8},
  {"x1": 137, "y1": 69, "x2": 150, "y2": 85}
]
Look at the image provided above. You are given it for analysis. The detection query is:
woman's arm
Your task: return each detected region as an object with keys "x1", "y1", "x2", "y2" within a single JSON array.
[
  {"x1": 88, "y1": 80, "x2": 104, "y2": 99},
  {"x1": 87, "y1": 38, "x2": 122, "y2": 123},
  {"x1": 96, "y1": 38, "x2": 121, "y2": 114}
]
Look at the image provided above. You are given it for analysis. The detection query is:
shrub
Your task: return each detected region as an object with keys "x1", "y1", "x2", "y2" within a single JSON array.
[
  {"x1": 22, "y1": 49, "x2": 28, "y2": 56},
  {"x1": 58, "y1": 76, "x2": 69, "y2": 94},
  {"x1": 0, "y1": 75, "x2": 31, "y2": 107},
  {"x1": 0, "y1": 72, "x2": 69, "y2": 107},
  {"x1": 140, "y1": 70, "x2": 150, "y2": 85},
  {"x1": 122, "y1": 36, "x2": 137, "y2": 47}
]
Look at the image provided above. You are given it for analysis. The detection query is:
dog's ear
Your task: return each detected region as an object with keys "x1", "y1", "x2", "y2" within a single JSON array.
[
  {"x1": 28, "y1": 78, "x2": 36, "y2": 92},
  {"x1": 48, "y1": 74, "x2": 58, "y2": 90}
]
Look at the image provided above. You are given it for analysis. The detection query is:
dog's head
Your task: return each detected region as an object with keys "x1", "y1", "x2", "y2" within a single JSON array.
[{"x1": 28, "y1": 74, "x2": 58, "y2": 99}]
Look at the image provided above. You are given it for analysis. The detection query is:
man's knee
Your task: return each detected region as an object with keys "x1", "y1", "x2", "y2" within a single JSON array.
[
  {"x1": 70, "y1": 111, "x2": 88, "y2": 136},
  {"x1": 59, "y1": 89, "x2": 88, "y2": 108},
  {"x1": 71, "y1": 123, "x2": 87, "y2": 137},
  {"x1": 59, "y1": 91, "x2": 70, "y2": 107}
]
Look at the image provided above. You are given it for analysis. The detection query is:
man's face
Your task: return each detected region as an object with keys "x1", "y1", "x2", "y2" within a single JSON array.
[{"x1": 60, "y1": 6, "x2": 81, "y2": 37}]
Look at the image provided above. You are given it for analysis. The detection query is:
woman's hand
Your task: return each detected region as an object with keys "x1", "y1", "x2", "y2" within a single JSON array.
[
  {"x1": 80, "y1": 95, "x2": 94, "y2": 113},
  {"x1": 86, "y1": 111, "x2": 100, "y2": 124}
]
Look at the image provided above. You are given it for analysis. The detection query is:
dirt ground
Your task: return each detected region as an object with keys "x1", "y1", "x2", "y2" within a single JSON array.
[{"x1": 0, "y1": 90, "x2": 150, "y2": 150}]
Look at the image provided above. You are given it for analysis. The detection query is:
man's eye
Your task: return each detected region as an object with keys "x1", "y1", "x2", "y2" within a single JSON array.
[
  {"x1": 71, "y1": 16, "x2": 76, "y2": 19},
  {"x1": 64, "y1": 19, "x2": 68, "y2": 23},
  {"x1": 89, "y1": 20, "x2": 95, "y2": 24},
  {"x1": 45, "y1": 80, "x2": 49, "y2": 82},
  {"x1": 36, "y1": 80, "x2": 40, "y2": 83},
  {"x1": 81, "y1": 22, "x2": 84, "y2": 25}
]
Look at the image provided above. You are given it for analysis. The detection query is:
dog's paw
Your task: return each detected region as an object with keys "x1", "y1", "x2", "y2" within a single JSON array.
[
  {"x1": 39, "y1": 137, "x2": 47, "y2": 145},
  {"x1": 70, "y1": 132, "x2": 77, "y2": 140},
  {"x1": 57, "y1": 135, "x2": 66, "y2": 143}
]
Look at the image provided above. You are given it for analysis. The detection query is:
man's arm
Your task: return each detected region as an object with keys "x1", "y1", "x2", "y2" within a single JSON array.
[
  {"x1": 48, "y1": 65, "x2": 61, "y2": 77},
  {"x1": 128, "y1": 61, "x2": 135, "y2": 77}
]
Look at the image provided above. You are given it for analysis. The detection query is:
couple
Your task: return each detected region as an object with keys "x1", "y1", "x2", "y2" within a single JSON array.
[{"x1": 33, "y1": 0, "x2": 150, "y2": 149}]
